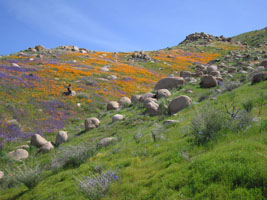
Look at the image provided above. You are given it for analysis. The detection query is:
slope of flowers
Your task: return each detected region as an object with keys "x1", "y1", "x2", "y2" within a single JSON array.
[{"x1": 0, "y1": 45, "x2": 222, "y2": 144}]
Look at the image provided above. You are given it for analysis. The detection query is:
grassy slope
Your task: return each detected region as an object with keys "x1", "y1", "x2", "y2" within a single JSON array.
[
  {"x1": 233, "y1": 27, "x2": 267, "y2": 47},
  {"x1": 0, "y1": 29, "x2": 267, "y2": 199}
]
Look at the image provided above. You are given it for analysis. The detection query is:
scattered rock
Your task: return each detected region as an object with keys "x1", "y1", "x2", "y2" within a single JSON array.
[
  {"x1": 154, "y1": 77, "x2": 185, "y2": 90},
  {"x1": 180, "y1": 70, "x2": 192, "y2": 78},
  {"x1": 6, "y1": 119, "x2": 21, "y2": 128},
  {"x1": 112, "y1": 114, "x2": 124, "y2": 122},
  {"x1": 185, "y1": 89, "x2": 193, "y2": 93},
  {"x1": 144, "y1": 101, "x2": 160, "y2": 116},
  {"x1": 200, "y1": 75, "x2": 218, "y2": 88},
  {"x1": 168, "y1": 95, "x2": 192, "y2": 114},
  {"x1": 207, "y1": 65, "x2": 218, "y2": 73},
  {"x1": 251, "y1": 72, "x2": 267, "y2": 84},
  {"x1": 31, "y1": 134, "x2": 48, "y2": 148},
  {"x1": 70, "y1": 91, "x2": 76, "y2": 96},
  {"x1": 131, "y1": 95, "x2": 141, "y2": 103},
  {"x1": 55, "y1": 131, "x2": 68, "y2": 146},
  {"x1": 97, "y1": 137, "x2": 117, "y2": 148},
  {"x1": 259, "y1": 60, "x2": 267, "y2": 68},
  {"x1": 107, "y1": 75, "x2": 117, "y2": 80},
  {"x1": 209, "y1": 71, "x2": 221, "y2": 77},
  {"x1": 0, "y1": 171, "x2": 3, "y2": 181},
  {"x1": 8, "y1": 149, "x2": 29, "y2": 161},
  {"x1": 156, "y1": 89, "x2": 171, "y2": 99},
  {"x1": 39, "y1": 142, "x2": 54, "y2": 153},
  {"x1": 107, "y1": 101, "x2": 119, "y2": 110},
  {"x1": 228, "y1": 67, "x2": 237, "y2": 73},
  {"x1": 85, "y1": 117, "x2": 100, "y2": 131},
  {"x1": 11, "y1": 63, "x2": 20, "y2": 67},
  {"x1": 119, "y1": 97, "x2": 131, "y2": 106},
  {"x1": 100, "y1": 67, "x2": 110, "y2": 72},
  {"x1": 139, "y1": 93, "x2": 155, "y2": 102}
]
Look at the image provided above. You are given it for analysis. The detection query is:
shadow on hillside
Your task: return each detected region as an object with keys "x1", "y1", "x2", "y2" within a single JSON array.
[
  {"x1": 74, "y1": 130, "x2": 86, "y2": 136},
  {"x1": 10, "y1": 190, "x2": 27, "y2": 200}
]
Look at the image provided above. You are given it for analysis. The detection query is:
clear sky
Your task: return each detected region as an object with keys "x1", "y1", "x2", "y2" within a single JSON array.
[{"x1": 0, "y1": 0, "x2": 266, "y2": 55}]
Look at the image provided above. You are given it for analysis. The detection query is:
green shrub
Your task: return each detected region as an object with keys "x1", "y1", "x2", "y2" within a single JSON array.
[
  {"x1": 191, "y1": 107, "x2": 225, "y2": 145},
  {"x1": 242, "y1": 99, "x2": 254, "y2": 113},
  {"x1": 15, "y1": 162, "x2": 43, "y2": 189},
  {"x1": 51, "y1": 145, "x2": 95, "y2": 170}
]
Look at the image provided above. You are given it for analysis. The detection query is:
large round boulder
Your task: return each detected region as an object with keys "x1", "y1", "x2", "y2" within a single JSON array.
[
  {"x1": 31, "y1": 134, "x2": 48, "y2": 147},
  {"x1": 119, "y1": 97, "x2": 131, "y2": 106},
  {"x1": 107, "y1": 101, "x2": 119, "y2": 110},
  {"x1": 251, "y1": 71, "x2": 267, "y2": 84},
  {"x1": 97, "y1": 137, "x2": 117, "y2": 148},
  {"x1": 85, "y1": 117, "x2": 100, "y2": 131},
  {"x1": 156, "y1": 89, "x2": 171, "y2": 99},
  {"x1": 39, "y1": 142, "x2": 54, "y2": 153},
  {"x1": 55, "y1": 131, "x2": 68, "y2": 146},
  {"x1": 154, "y1": 77, "x2": 185, "y2": 90},
  {"x1": 8, "y1": 149, "x2": 29, "y2": 161},
  {"x1": 168, "y1": 95, "x2": 192, "y2": 114},
  {"x1": 200, "y1": 75, "x2": 218, "y2": 88},
  {"x1": 112, "y1": 114, "x2": 124, "y2": 122}
]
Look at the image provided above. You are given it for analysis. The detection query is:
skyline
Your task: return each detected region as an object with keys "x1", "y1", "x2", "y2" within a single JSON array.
[{"x1": 0, "y1": 0, "x2": 266, "y2": 55}]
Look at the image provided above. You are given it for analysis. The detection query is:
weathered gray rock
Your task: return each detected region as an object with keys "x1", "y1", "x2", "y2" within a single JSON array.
[
  {"x1": 207, "y1": 65, "x2": 218, "y2": 73},
  {"x1": 200, "y1": 75, "x2": 218, "y2": 88},
  {"x1": 143, "y1": 98, "x2": 158, "y2": 107},
  {"x1": 100, "y1": 67, "x2": 109, "y2": 72},
  {"x1": 139, "y1": 93, "x2": 155, "y2": 102},
  {"x1": 156, "y1": 89, "x2": 171, "y2": 99},
  {"x1": 131, "y1": 95, "x2": 141, "y2": 103},
  {"x1": 209, "y1": 71, "x2": 221, "y2": 77},
  {"x1": 168, "y1": 95, "x2": 192, "y2": 114},
  {"x1": 107, "y1": 101, "x2": 119, "y2": 110},
  {"x1": 180, "y1": 70, "x2": 192, "y2": 78},
  {"x1": 251, "y1": 71, "x2": 267, "y2": 84},
  {"x1": 6, "y1": 119, "x2": 21, "y2": 128},
  {"x1": 107, "y1": 75, "x2": 117, "y2": 80},
  {"x1": 119, "y1": 97, "x2": 131, "y2": 106},
  {"x1": 0, "y1": 171, "x2": 3, "y2": 181},
  {"x1": 31, "y1": 134, "x2": 48, "y2": 147},
  {"x1": 259, "y1": 60, "x2": 267, "y2": 68},
  {"x1": 144, "y1": 101, "x2": 160, "y2": 116},
  {"x1": 39, "y1": 142, "x2": 54, "y2": 153},
  {"x1": 97, "y1": 137, "x2": 117, "y2": 148},
  {"x1": 85, "y1": 117, "x2": 100, "y2": 131},
  {"x1": 154, "y1": 77, "x2": 185, "y2": 90},
  {"x1": 8, "y1": 149, "x2": 29, "y2": 161},
  {"x1": 112, "y1": 114, "x2": 124, "y2": 122},
  {"x1": 55, "y1": 131, "x2": 68, "y2": 146}
]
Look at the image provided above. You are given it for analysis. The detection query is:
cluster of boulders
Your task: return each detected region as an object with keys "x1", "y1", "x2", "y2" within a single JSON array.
[
  {"x1": 129, "y1": 51, "x2": 152, "y2": 62},
  {"x1": 27, "y1": 45, "x2": 46, "y2": 52},
  {"x1": 6, "y1": 131, "x2": 68, "y2": 163},
  {"x1": 56, "y1": 45, "x2": 91, "y2": 54},
  {"x1": 180, "y1": 32, "x2": 232, "y2": 44}
]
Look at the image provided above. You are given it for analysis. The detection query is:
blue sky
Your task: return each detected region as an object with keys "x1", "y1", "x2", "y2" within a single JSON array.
[{"x1": 0, "y1": 0, "x2": 266, "y2": 55}]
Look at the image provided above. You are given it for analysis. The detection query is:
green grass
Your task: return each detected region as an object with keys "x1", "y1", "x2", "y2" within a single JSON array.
[{"x1": 0, "y1": 78, "x2": 266, "y2": 200}]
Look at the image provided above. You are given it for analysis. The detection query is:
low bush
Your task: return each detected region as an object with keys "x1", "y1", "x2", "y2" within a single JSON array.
[
  {"x1": 15, "y1": 162, "x2": 43, "y2": 189},
  {"x1": 191, "y1": 106, "x2": 225, "y2": 145},
  {"x1": 242, "y1": 99, "x2": 254, "y2": 113},
  {"x1": 50, "y1": 145, "x2": 95, "y2": 170},
  {"x1": 76, "y1": 170, "x2": 118, "y2": 200}
]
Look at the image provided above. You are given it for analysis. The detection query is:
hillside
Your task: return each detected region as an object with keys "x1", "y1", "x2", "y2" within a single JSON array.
[{"x1": 0, "y1": 29, "x2": 267, "y2": 200}]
